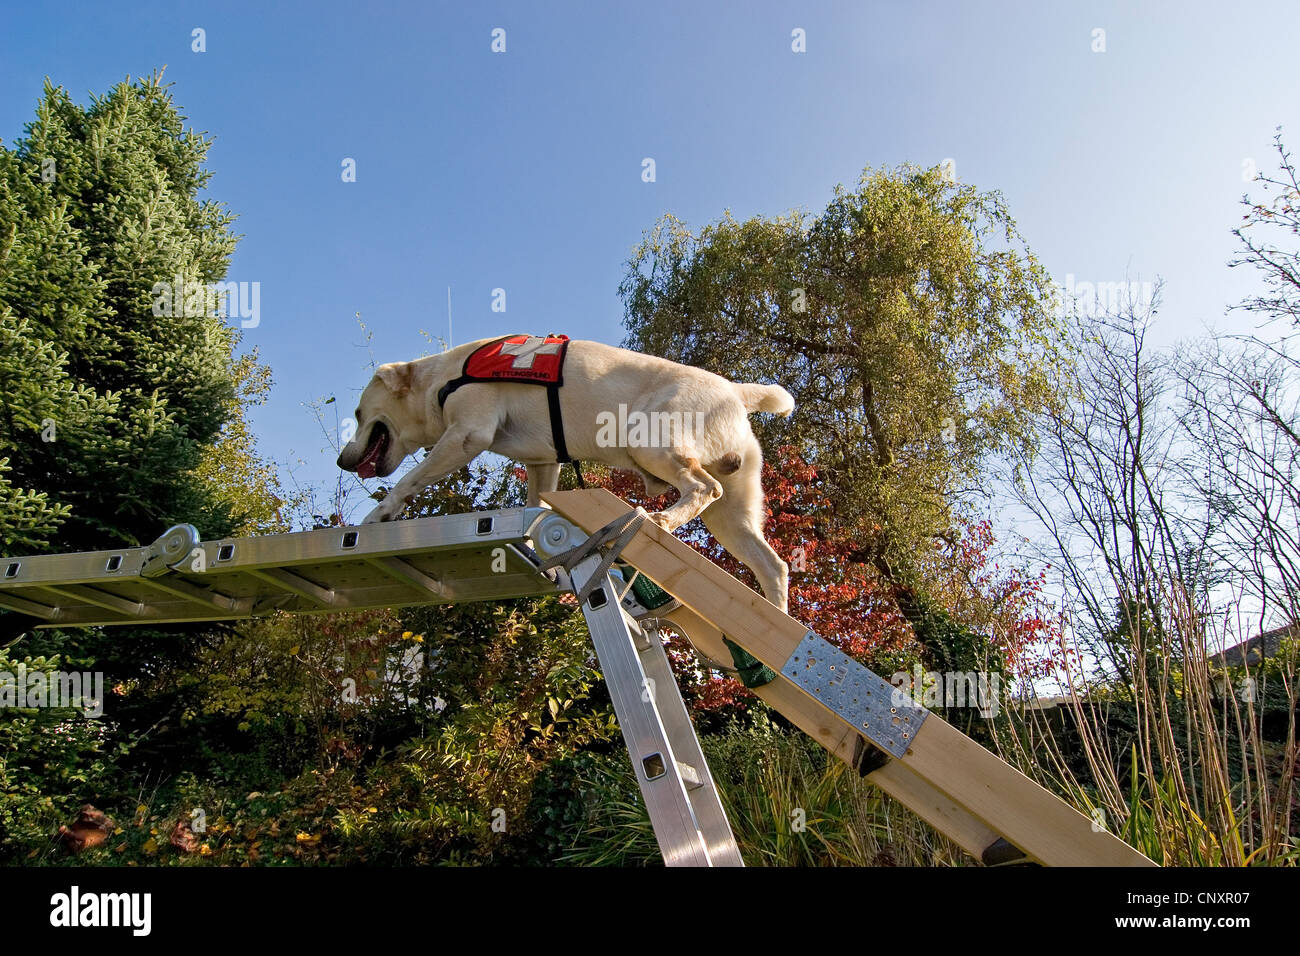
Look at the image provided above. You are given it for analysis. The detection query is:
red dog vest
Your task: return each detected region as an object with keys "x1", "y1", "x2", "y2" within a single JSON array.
[{"x1": 437, "y1": 334, "x2": 578, "y2": 466}]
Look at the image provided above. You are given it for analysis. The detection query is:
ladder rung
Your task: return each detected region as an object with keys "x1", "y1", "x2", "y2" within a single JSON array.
[
  {"x1": 677, "y1": 761, "x2": 703, "y2": 790},
  {"x1": 248, "y1": 567, "x2": 337, "y2": 607},
  {"x1": 136, "y1": 576, "x2": 241, "y2": 612},
  {"x1": 364, "y1": 556, "x2": 446, "y2": 599},
  {"x1": 41, "y1": 583, "x2": 144, "y2": 617},
  {"x1": 0, "y1": 592, "x2": 60, "y2": 619}
]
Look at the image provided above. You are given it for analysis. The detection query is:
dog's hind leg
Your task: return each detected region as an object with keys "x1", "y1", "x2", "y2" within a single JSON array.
[
  {"x1": 699, "y1": 446, "x2": 789, "y2": 612},
  {"x1": 631, "y1": 449, "x2": 723, "y2": 533},
  {"x1": 525, "y1": 463, "x2": 560, "y2": 508},
  {"x1": 638, "y1": 470, "x2": 671, "y2": 497}
]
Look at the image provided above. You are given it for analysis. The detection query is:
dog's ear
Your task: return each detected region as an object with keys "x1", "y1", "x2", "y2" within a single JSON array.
[{"x1": 375, "y1": 362, "x2": 413, "y2": 396}]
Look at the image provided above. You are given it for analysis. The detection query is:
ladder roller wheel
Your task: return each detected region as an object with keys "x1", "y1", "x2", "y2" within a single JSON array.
[
  {"x1": 156, "y1": 524, "x2": 201, "y2": 564},
  {"x1": 140, "y1": 523, "x2": 202, "y2": 577}
]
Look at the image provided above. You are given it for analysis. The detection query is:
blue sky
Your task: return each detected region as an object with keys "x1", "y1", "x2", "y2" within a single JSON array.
[{"x1": 3, "y1": 0, "x2": 1299, "y2": 508}]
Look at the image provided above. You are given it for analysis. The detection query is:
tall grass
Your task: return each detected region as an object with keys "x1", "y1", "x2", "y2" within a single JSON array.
[
  {"x1": 993, "y1": 585, "x2": 1298, "y2": 866},
  {"x1": 558, "y1": 718, "x2": 968, "y2": 866}
]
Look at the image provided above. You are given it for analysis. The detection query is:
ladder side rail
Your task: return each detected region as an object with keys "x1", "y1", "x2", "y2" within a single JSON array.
[
  {"x1": 631, "y1": 616, "x2": 744, "y2": 866},
  {"x1": 568, "y1": 553, "x2": 720, "y2": 866}
]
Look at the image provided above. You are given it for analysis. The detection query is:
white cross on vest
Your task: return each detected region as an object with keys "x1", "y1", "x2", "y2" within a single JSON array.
[{"x1": 500, "y1": 336, "x2": 562, "y2": 369}]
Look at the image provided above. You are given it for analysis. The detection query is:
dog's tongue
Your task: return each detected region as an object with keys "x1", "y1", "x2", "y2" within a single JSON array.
[{"x1": 356, "y1": 433, "x2": 386, "y2": 479}]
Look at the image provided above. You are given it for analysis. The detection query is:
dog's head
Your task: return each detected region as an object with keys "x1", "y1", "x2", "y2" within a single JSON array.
[{"x1": 337, "y1": 361, "x2": 427, "y2": 479}]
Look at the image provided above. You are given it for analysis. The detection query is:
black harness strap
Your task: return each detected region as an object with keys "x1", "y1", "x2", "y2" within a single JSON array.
[
  {"x1": 545, "y1": 382, "x2": 570, "y2": 462},
  {"x1": 546, "y1": 383, "x2": 586, "y2": 487},
  {"x1": 436, "y1": 335, "x2": 513, "y2": 409}
]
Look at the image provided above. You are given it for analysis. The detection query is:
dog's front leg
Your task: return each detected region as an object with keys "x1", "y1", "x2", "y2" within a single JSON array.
[
  {"x1": 362, "y1": 421, "x2": 496, "y2": 523},
  {"x1": 525, "y1": 463, "x2": 560, "y2": 508}
]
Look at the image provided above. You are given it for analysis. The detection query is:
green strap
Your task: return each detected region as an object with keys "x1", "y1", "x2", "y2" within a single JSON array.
[
  {"x1": 618, "y1": 566, "x2": 674, "y2": 610},
  {"x1": 723, "y1": 637, "x2": 777, "y2": 688},
  {"x1": 613, "y1": 568, "x2": 774, "y2": 687}
]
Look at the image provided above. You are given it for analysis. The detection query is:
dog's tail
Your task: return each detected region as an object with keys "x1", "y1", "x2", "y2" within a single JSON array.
[{"x1": 734, "y1": 382, "x2": 795, "y2": 417}]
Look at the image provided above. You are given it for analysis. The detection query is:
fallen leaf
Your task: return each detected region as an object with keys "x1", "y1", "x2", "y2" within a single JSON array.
[{"x1": 169, "y1": 818, "x2": 199, "y2": 853}]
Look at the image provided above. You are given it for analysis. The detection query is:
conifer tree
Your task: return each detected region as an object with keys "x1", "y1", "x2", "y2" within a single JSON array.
[{"x1": 0, "y1": 71, "x2": 268, "y2": 554}]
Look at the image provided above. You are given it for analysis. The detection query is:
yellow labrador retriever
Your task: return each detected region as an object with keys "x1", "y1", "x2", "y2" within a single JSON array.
[{"x1": 337, "y1": 335, "x2": 793, "y2": 611}]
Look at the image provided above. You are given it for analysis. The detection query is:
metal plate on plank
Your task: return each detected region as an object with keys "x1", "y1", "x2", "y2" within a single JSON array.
[{"x1": 781, "y1": 630, "x2": 927, "y2": 759}]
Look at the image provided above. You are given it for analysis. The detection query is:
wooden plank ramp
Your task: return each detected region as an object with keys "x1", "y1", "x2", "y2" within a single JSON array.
[{"x1": 542, "y1": 488, "x2": 1156, "y2": 867}]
